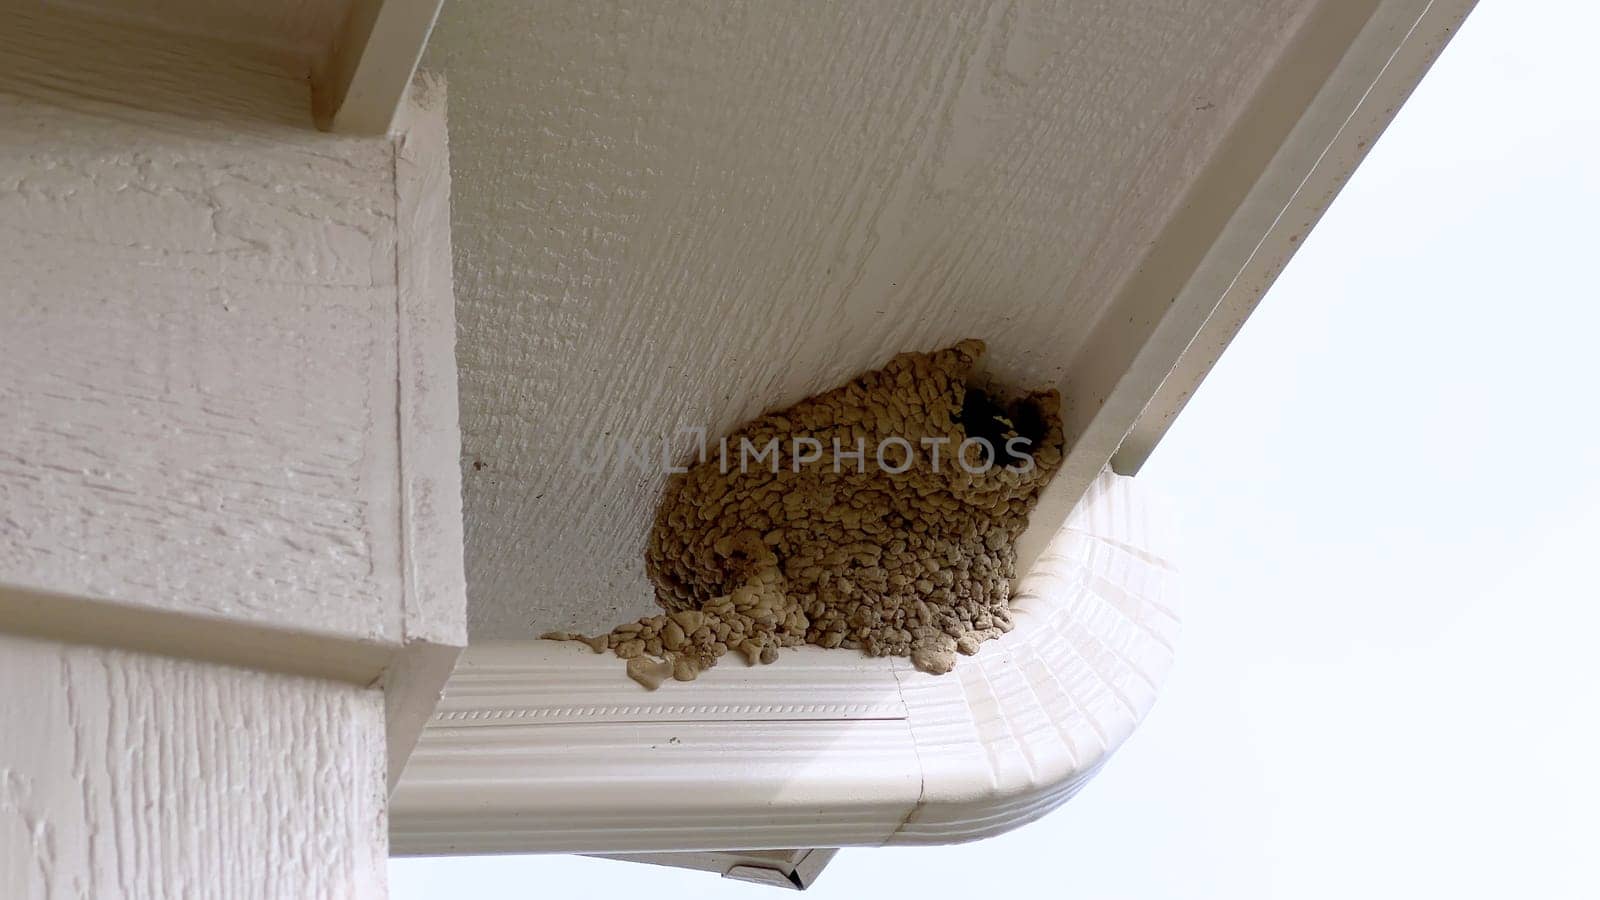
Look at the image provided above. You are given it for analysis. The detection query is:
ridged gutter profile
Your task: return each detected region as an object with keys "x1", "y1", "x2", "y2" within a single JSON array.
[{"x1": 389, "y1": 469, "x2": 1179, "y2": 854}]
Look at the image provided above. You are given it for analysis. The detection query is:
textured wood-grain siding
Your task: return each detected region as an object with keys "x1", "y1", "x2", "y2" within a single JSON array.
[
  {"x1": 0, "y1": 8, "x2": 402, "y2": 643},
  {"x1": 42, "y1": 0, "x2": 355, "y2": 72},
  {"x1": 0, "y1": 632, "x2": 388, "y2": 899},
  {"x1": 0, "y1": 8, "x2": 466, "y2": 787},
  {"x1": 426, "y1": 0, "x2": 1317, "y2": 637}
]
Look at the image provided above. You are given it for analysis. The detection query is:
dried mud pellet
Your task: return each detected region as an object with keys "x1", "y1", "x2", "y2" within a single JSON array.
[
  {"x1": 738, "y1": 641, "x2": 762, "y2": 665},
  {"x1": 626, "y1": 657, "x2": 673, "y2": 690},
  {"x1": 911, "y1": 642, "x2": 957, "y2": 675},
  {"x1": 672, "y1": 655, "x2": 700, "y2": 682}
]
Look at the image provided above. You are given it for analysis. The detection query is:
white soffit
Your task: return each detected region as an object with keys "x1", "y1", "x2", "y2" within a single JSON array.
[{"x1": 431, "y1": 0, "x2": 1475, "y2": 640}]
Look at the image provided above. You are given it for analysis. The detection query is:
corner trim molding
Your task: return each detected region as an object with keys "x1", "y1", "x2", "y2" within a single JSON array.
[
  {"x1": 316, "y1": 0, "x2": 446, "y2": 134},
  {"x1": 382, "y1": 72, "x2": 468, "y2": 789}
]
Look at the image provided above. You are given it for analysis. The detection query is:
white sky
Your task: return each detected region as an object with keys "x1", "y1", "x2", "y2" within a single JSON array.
[{"x1": 393, "y1": 2, "x2": 1600, "y2": 896}]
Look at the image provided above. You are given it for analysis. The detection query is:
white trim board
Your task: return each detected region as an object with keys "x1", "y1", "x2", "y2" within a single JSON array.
[
  {"x1": 2, "y1": 0, "x2": 442, "y2": 135},
  {"x1": 1113, "y1": 0, "x2": 1476, "y2": 473},
  {"x1": 390, "y1": 471, "x2": 1180, "y2": 854},
  {"x1": 316, "y1": 0, "x2": 447, "y2": 134},
  {"x1": 1018, "y1": 0, "x2": 1477, "y2": 573}
]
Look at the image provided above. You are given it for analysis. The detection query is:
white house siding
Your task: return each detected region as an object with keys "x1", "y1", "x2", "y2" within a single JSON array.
[
  {"x1": 0, "y1": 632, "x2": 387, "y2": 900},
  {"x1": 0, "y1": 9, "x2": 463, "y2": 897}
]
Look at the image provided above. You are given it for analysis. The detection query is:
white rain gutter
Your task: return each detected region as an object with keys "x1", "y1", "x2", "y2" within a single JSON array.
[{"x1": 389, "y1": 470, "x2": 1178, "y2": 853}]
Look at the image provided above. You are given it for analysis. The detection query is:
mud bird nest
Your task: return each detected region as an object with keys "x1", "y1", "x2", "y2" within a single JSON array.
[{"x1": 544, "y1": 340, "x2": 1065, "y2": 688}]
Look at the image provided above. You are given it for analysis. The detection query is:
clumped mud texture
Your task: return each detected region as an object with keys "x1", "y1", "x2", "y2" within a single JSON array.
[{"x1": 544, "y1": 340, "x2": 1064, "y2": 687}]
